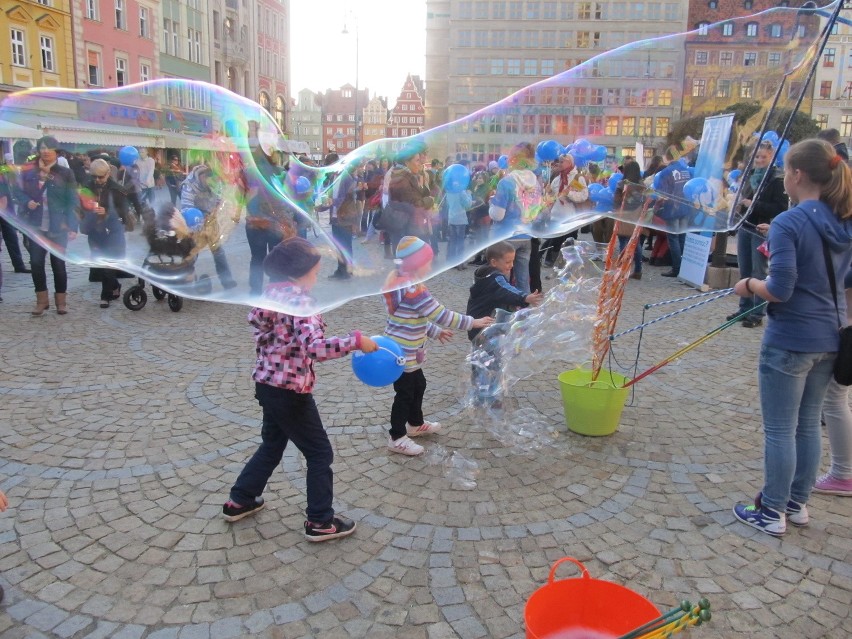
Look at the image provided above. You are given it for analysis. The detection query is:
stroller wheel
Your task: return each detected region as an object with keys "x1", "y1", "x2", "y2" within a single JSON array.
[
  {"x1": 123, "y1": 286, "x2": 148, "y2": 311},
  {"x1": 167, "y1": 294, "x2": 183, "y2": 312},
  {"x1": 195, "y1": 274, "x2": 212, "y2": 296},
  {"x1": 152, "y1": 286, "x2": 166, "y2": 301}
]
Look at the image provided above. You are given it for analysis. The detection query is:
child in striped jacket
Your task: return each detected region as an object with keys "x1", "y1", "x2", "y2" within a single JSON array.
[{"x1": 383, "y1": 236, "x2": 494, "y2": 455}]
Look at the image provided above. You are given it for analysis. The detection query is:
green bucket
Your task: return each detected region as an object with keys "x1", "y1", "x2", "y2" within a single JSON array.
[{"x1": 557, "y1": 369, "x2": 630, "y2": 436}]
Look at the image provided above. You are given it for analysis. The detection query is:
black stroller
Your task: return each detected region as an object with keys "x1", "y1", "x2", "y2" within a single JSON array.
[{"x1": 123, "y1": 206, "x2": 212, "y2": 312}]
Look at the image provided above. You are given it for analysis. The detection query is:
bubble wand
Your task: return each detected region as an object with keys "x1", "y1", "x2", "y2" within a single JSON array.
[{"x1": 622, "y1": 303, "x2": 767, "y2": 389}]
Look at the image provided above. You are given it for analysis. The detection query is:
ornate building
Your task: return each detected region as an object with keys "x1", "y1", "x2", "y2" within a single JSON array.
[{"x1": 386, "y1": 74, "x2": 425, "y2": 140}]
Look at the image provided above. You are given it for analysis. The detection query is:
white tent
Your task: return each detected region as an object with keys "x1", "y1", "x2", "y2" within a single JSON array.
[{"x1": 0, "y1": 120, "x2": 40, "y2": 139}]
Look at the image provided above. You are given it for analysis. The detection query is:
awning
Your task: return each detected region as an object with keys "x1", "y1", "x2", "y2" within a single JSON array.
[
  {"x1": 277, "y1": 138, "x2": 310, "y2": 154},
  {"x1": 163, "y1": 131, "x2": 229, "y2": 152},
  {"x1": 4, "y1": 115, "x2": 165, "y2": 148},
  {"x1": 0, "y1": 120, "x2": 40, "y2": 139}
]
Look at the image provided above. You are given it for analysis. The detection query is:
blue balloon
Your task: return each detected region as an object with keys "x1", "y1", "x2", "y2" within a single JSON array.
[
  {"x1": 761, "y1": 131, "x2": 780, "y2": 147},
  {"x1": 590, "y1": 145, "x2": 608, "y2": 162},
  {"x1": 442, "y1": 163, "x2": 471, "y2": 194},
  {"x1": 727, "y1": 169, "x2": 742, "y2": 185},
  {"x1": 497, "y1": 155, "x2": 509, "y2": 169},
  {"x1": 683, "y1": 177, "x2": 710, "y2": 202},
  {"x1": 775, "y1": 139, "x2": 790, "y2": 168},
  {"x1": 589, "y1": 187, "x2": 613, "y2": 205},
  {"x1": 608, "y1": 173, "x2": 623, "y2": 193},
  {"x1": 118, "y1": 146, "x2": 140, "y2": 167},
  {"x1": 295, "y1": 176, "x2": 312, "y2": 194},
  {"x1": 181, "y1": 207, "x2": 205, "y2": 230},
  {"x1": 587, "y1": 183, "x2": 604, "y2": 196},
  {"x1": 573, "y1": 138, "x2": 593, "y2": 157},
  {"x1": 536, "y1": 140, "x2": 562, "y2": 162},
  {"x1": 351, "y1": 336, "x2": 405, "y2": 387}
]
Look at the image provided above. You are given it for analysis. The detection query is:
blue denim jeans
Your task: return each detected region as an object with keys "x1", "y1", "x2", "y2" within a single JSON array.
[
  {"x1": 737, "y1": 230, "x2": 769, "y2": 318},
  {"x1": 758, "y1": 344, "x2": 835, "y2": 511},
  {"x1": 246, "y1": 224, "x2": 283, "y2": 295},
  {"x1": 666, "y1": 232, "x2": 686, "y2": 273},
  {"x1": 617, "y1": 235, "x2": 642, "y2": 274},
  {"x1": 230, "y1": 383, "x2": 334, "y2": 523},
  {"x1": 447, "y1": 224, "x2": 466, "y2": 264},
  {"x1": 508, "y1": 239, "x2": 531, "y2": 295}
]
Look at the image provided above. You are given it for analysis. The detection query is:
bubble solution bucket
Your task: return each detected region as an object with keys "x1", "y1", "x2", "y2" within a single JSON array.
[
  {"x1": 558, "y1": 368, "x2": 630, "y2": 437},
  {"x1": 525, "y1": 558, "x2": 659, "y2": 639}
]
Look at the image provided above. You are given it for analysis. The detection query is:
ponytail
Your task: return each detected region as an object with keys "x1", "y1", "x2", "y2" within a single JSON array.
[{"x1": 786, "y1": 138, "x2": 852, "y2": 220}]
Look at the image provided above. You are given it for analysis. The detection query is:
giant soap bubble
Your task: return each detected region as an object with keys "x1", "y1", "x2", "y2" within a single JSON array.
[{"x1": 0, "y1": 2, "x2": 837, "y2": 314}]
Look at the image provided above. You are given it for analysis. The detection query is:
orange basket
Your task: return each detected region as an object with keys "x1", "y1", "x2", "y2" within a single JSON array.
[{"x1": 525, "y1": 558, "x2": 660, "y2": 639}]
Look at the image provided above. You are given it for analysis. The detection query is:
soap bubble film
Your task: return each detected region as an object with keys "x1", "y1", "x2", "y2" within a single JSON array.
[{"x1": 0, "y1": 3, "x2": 836, "y2": 314}]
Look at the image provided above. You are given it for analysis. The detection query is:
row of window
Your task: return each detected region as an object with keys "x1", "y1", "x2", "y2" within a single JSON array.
[
  {"x1": 456, "y1": 1, "x2": 680, "y2": 22},
  {"x1": 256, "y1": 47, "x2": 286, "y2": 81},
  {"x1": 455, "y1": 56, "x2": 677, "y2": 80},
  {"x1": 456, "y1": 113, "x2": 671, "y2": 138},
  {"x1": 693, "y1": 50, "x2": 785, "y2": 68},
  {"x1": 814, "y1": 114, "x2": 852, "y2": 137},
  {"x1": 323, "y1": 114, "x2": 424, "y2": 125},
  {"x1": 164, "y1": 82, "x2": 211, "y2": 112},
  {"x1": 690, "y1": 79, "x2": 805, "y2": 100},
  {"x1": 455, "y1": 29, "x2": 677, "y2": 51},
  {"x1": 85, "y1": 49, "x2": 151, "y2": 89},
  {"x1": 694, "y1": 21, "x2": 801, "y2": 39},
  {"x1": 162, "y1": 19, "x2": 203, "y2": 64},
  {"x1": 454, "y1": 84, "x2": 674, "y2": 107},
  {"x1": 817, "y1": 80, "x2": 852, "y2": 101},
  {"x1": 85, "y1": 0, "x2": 152, "y2": 39}
]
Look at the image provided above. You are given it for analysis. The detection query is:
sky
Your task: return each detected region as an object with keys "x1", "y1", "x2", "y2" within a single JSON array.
[{"x1": 290, "y1": 0, "x2": 427, "y2": 107}]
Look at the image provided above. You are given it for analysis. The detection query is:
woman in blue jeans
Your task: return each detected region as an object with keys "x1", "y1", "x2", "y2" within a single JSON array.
[{"x1": 732, "y1": 139, "x2": 852, "y2": 536}]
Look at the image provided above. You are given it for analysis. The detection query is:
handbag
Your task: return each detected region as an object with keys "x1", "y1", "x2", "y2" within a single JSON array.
[
  {"x1": 374, "y1": 201, "x2": 411, "y2": 233},
  {"x1": 819, "y1": 237, "x2": 852, "y2": 385}
]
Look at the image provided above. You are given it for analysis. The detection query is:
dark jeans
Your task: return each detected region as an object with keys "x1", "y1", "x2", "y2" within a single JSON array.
[
  {"x1": 331, "y1": 222, "x2": 353, "y2": 274},
  {"x1": 92, "y1": 268, "x2": 120, "y2": 300},
  {"x1": 30, "y1": 234, "x2": 68, "y2": 293},
  {"x1": 390, "y1": 369, "x2": 427, "y2": 439},
  {"x1": 230, "y1": 383, "x2": 334, "y2": 523},
  {"x1": 447, "y1": 224, "x2": 466, "y2": 263},
  {"x1": 0, "y1": 217, "x2": 27, "y2": 271},
  {"x1": 666, "y1": 232, "x2": 686, "y2": 273},
  {"x1": 246, "y1": 225, "x2": 283, "y2": 294},
  {"x1": 211, "y1": 245, "x2": 234, "y2": 285}
]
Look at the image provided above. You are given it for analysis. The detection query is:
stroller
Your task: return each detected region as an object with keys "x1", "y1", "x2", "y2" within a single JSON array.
[{"x1": 123, "y1": 205, "x2": 212, "y2": 312}]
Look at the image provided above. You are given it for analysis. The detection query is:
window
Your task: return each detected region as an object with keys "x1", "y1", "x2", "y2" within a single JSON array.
[
  {"x1": 816, "y1": 114, "x2": 829, "y2": 130},
  {"x1": 140, "y1": 6, "x2": 149, "y2": 37},
  {"x1": 163, "y1": 19, "x2": 170, "y2": 54},
  {"x1": 508, "y1": 30, "x2": 522, "y2": 47},
  {"x1": 746, "y1": 23, "x2": 757, "y2": 37},
  {"x1": 655, "y1": 117, "x2": 670, "y2": 137},
  {"x1": 555, "y1": 87, "x2": 569, "y2": 104},
  {"x1": 695, "y1": 51, "x2": 708, "y2": 65},
  {"x1": 507, "y1": 59, "x2": 520, "y2": 75},
  {"x1": 578, "y1": 2, "x2": 592, "y2": 19},
  {"x1": 86, "y1": 0, "x2": 98, "y2": 20},
  {"x1": 740, "y1": 80, "x2": 754, "y2": 99},
  {"x1": 492, "y1": 1, "x2": 506, "y2": 18},
  {"x1": 87, "y1": 50, "x2": 101, "y2": 85},
  {"x1": 458, "y1": 30, "x2": 471, "y2": 47},
  {"x1": 770, "y1": 24, "x2": 782, "y2": 38},
  {"x1": 490, "y1": 59, "x2": 503, "y2": 75},
  {"x1": 115, "y1": 0, "x2": 126, "y2": 29},
  {"x1": 140, "y1": 61, "x2": 150, "y2": 93},
  {"x1": 820, "y1": 81, "x2": 833, "y2": 99},
  {"x1": 637, "y1": 117, "x2": 652, "y2": 137},
  {"x1": 475, "y1": 30, "x2": 488, "y2": 47},
  {"x1": 577, "y1": 32, "x2": 590, "y2": 48},
  {"x1": 744, "y1": 52, "x2": 757, "y2": 67},
  {"x1": 842, "y1": 115, "x2": 852, "y2": 138},
  {"x1": 509, "y1": 1, "x2": 522, "y2": 19},
  {"x1": 607, "y1": 88, "x2": 620, "y2": 105},
  {"x1": 474, "y1": 1, "x2": 489, "y2": 19},
  {"x1": 40, "y1": 36, "x2": 54, "y2": 72},
  {"x1": 692, "y1": 79, "x2": 706, "y2": 97},
  {"x1": 539, "y1": 115, "x2": 552, "y2": 135},
  {"x1": 744, "y1": 0, "x2": 753, "y2": 7},
  {"x1": 522, "y1": 115, "x2": 536, "y2": 134},
  {"x1": 573, "y1": 87, "x2": 587, "y2": 105},
  {"x1": 768, "y1": 53, "x2": 781, "y2": 67},
  {"x1": 11, "y1": 29, "x2": 25, "y2": 67},
  {"x1": 115, "y1": 57, "x2": 127, "y2": 86},
  {"x1": 505, "y1": 115, "x2": 517, "y2": 133},
  {"x1": 824, "y1": 48, "x2": 836, "y2": 68},
  {"x1": 716, "y1": 79, "x2": 731, "y2": 98},
  {"x1": 474, "y1": 58, "x2": 487, "y2": 75},
  {"x1": 458, "y1": 1, "x2": 471, "y2": 18},
  {"x1": 492, "y1": 31, "x2": 505, "y2": 47},
  {"x1": 525, "y1": 31, "x2": 539, "y2": 48},
  {"x1": 589, "y1": 88, "x2": 603, "y2": 105},
  {"x1": 697, "y1": 22, "x2": 709, "y2": 36},
  {"x1": 526, "y1": 1, "x2": 540, "y2": 19},
  {"x1": 708, "y1": 0, "x2": 717, "y2": 7},
  {"x1": 720, "y1": 51, "x2": 733, "y2": 66},
  {"x1": 543, "y1": 1, "x2": 557, "y2": 19},
  {"x1": 722, "y1": 23, "x2": 733, "y2": 37},
  {"x1": 172, "y1": 22, "x2": 180, "y2": 57},
  {"x1": 589, "y1": 116, "x2": 603, "y2": 135},
  {"x1": 658, "y1": 90, "x2": 672, "y2": 106},
  {"x1": 541, "y1": 59, "x2": 554, "y2": 76},
  {"x1": 622, "y1": 117, "x2": 636, "y2": 137},
  {"x1": 605, "y1": 117, "x2": 619, "y2": 136}
]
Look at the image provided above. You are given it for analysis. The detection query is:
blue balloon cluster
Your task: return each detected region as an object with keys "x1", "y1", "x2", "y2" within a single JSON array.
[
  {"x1": 295, "y1": 176, "x2": 312, "y2": 194},
  {"x1": 497, "y1": 155, "x2": 509, "y2": 169},
  {"x1": 442, "y1": 164, "x2": 471, "y2": 194},
  {"x1": 118, "y1": 146, "x2": 139, "y2": 167},
  {"x1": 351, "y1": 336, "x2": 405, "y2": 387}
]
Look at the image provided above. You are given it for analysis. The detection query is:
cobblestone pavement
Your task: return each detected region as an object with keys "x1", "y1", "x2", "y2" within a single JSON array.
[{"x1": 0, "y1": 240, "x2": 850, "y2": 639}]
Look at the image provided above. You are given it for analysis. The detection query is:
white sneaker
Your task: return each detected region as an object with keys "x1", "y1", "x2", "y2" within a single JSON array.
[
  {"x1": 387, "y1": 435, "x2": 424, "y2": 456},
  {"x1": 406, "y1": 420, "x2": 442, "y2": 437}
]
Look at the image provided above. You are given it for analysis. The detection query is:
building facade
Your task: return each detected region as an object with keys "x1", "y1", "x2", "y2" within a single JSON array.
[
  {"x1": 361, "y1": 94, "x2": 389, "y2": 145},
  {"x1": 288, "y1": 87, "x2": 323, "y2": 158},
  {"x1": 386, "y1": 74, "x2": 426, "y2": 140},
  {"x1": 424, "y1": 0, "x2": 688, "y2": 163},
  {"x1": 1, "y1": 0, "x2": 76, "y2": 96},
  {"x1": 255, "y1": 0, "x2": 289, "y2": 132},
  {"x1": 683, "y1": 1, "x2": 815, "y2": 119},
  {"x1": 209, "y1": 0, "x2": 253, "y2": 100},
  {"x1": 321, "y1": 83, "x2": 369, "y2": 155},
  {"x1": 810, "y1": 4, "x2": 852, "y2": 142}
]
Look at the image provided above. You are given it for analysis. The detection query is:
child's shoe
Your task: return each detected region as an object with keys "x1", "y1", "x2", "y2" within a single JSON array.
[
  {"x1": 756, "y1": 490, "x2": 809, "y2": 526},
  {"x1": 304, "y1": 516, "x2": 356, "y2": 542},
  {"x1": 387, "y1": 435, "x2": 424, "y2": 456},
  {"x1": 222, "y1": 497, "x2": 265, "y2": 522},
  {"x1": 732, "y1": 500, "x2": 786, "y2": 537},
  {"x1": 406, "y1": 420, "x2": 442, "y2": 437},
  {"x1": 813, "y1": 473, "x2": 852, "y2": 496}
]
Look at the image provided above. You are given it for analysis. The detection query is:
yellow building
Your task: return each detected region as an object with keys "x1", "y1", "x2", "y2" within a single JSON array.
[{"x1": 1, "y1": 0, "x2": 76, "y2": 95}]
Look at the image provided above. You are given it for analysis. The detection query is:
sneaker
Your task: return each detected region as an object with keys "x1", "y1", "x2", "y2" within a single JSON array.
[
  {"x1": 222, "y1": 497, "x2": 265, "y2": 522},
  {"x1": 304, "y1": 515, "x2": 356, "y2": 542},
  {"x1": 661, "y1": 269, "x2": 679, "y2": 277},
  {"x1": 732, "y1": 501, "x2": 786, "y2": 537},
  {"x1": 387, "y1": 435, "x2": 424, "y2": 456},
  {"x1": 406, "y1": 421, "x2": 442, "y2": 437},
  {"x1": 726, "y1": 312, "x2": 744, "y2": 321},
  {"x1": 742, "y1": 317, "x2": 763, "y2": 328},
  {"x1": 99, "y1": 300, "x2": 110, "y2": 308},
  {"x1": 786, "y1": 500, "x2": 809, "y2": 527},
  {"x1": 813, "y1": 473, "x2": 852, "y2": 496}
]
